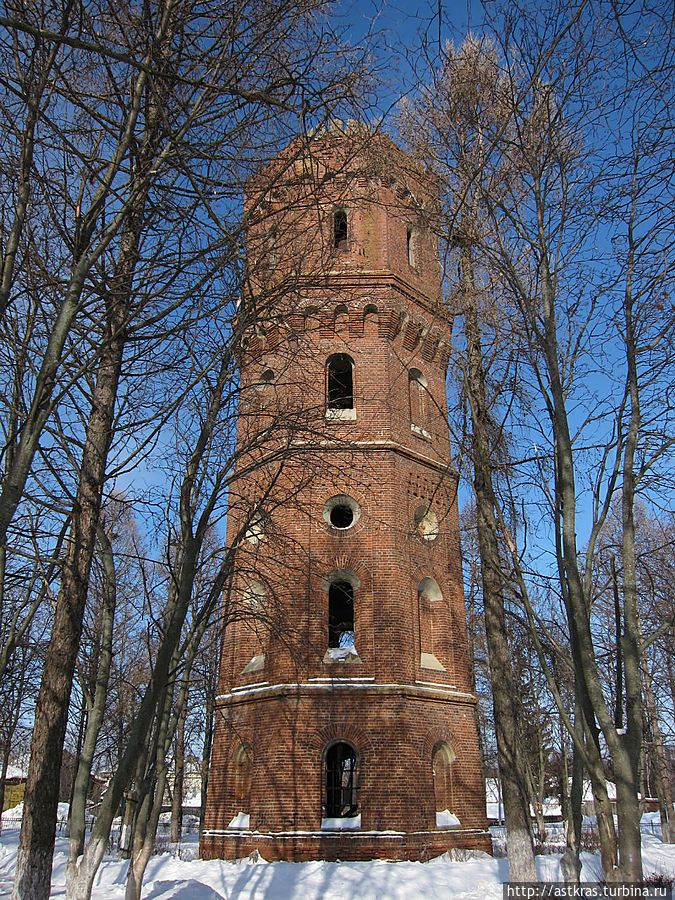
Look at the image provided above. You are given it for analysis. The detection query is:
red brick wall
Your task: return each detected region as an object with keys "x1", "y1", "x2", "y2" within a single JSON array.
[{"x1": 201, "y1": 128, "x2": 489, "y2": 862}]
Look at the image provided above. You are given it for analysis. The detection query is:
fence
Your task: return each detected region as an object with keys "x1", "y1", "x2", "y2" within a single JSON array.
[{"x1": 489, "y1": 818, "x2": 663, "y2": 855}]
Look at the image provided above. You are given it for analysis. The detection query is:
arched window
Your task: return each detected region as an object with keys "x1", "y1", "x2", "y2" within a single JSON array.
[
  {"x1": 328, "y1": 580, "x2": 354, "y2": 648},
  {"x1": 325, "y1": 741, "x2": 358, "y2": 818},
  {"x1": 326, "y1": 354, "x2": 354, "y2": 410},
  {"x1": 333, "y1": 208, "x2": 348, "y2": 249},
  {"x1": 254, "y1": 368, "x2": 274, "y2": 392},
  {"x1": 409, "y1": 368, "x2": 428, "y2": 425},
  {"x1": 406, "y1": 225, "x2": 415, "y2": 267},
  {"x1": 304, "y1": 306, "x2": 320, "y2": 333},
  {"x1": 432, "y1": 741, "x2": 456, "y2": 821},
  {"x1": 363, "y1": 304, "x2": 378, "y2": 337},
  {"x1": 334, "y1": 303, "x2": 349, "y2": 332},
  {"x1": 418, "y1": 577, "x2": 446, "y2": 671},
  {"x1": 242, "y1": 580, "x2": 266, "y2": 611},
  {"x1": 234, "y1": 743, "x2": 253, "y2": 812}
]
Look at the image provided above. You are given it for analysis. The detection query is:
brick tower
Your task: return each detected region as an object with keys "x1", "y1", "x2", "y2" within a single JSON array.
[{"x1": 200, "y1": 127, "x2": 489, "y2": 862}]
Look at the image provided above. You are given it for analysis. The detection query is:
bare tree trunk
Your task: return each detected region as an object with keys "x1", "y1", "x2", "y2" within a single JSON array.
[
  {"x1": 527, "y1": 736, "x2": 547, "y2": 844},
  {"x1": 13, "y1": 15, "x2": 176, "y2": 891},
  {"x1": 560, "y1": 702, "x2": 584, "y2": 886},
  {"x1": 613, "y1": 169, "x2": 646, "y2": 878},
  {"x1": 458, "y1": 243, "x2": 537, "y2": 881},
  {"x1": 126, "y1": 630, "x2": 205, "y2": 899},
  {"x1": 125, "y1": 681, "x2": 175, "y2": 900},
  {"x1": 12, "y1": 315, "x2": 128, "y2": 900},
  {"x1": 199, "y1": 659, "x2": 216, "y2": 837},
  {"x1": 639, "y1": 621, "x2": 674, "y2": 843},
  {"x1": 66, "y1": 525, "x2": 117, "y2": 878},
  {"x1": 170, "y1": 701, "x2": 187, "y2": 843},
  {"x1": 65, "y1": 356, "x2": 238, "y2": 898},
  {"x1": 666, "y1": 627, "x2": 675, "y2": 718}
]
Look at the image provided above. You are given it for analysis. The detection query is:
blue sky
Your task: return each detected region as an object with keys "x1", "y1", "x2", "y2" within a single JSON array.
[{"x1": 340, "y1": 0, "x2": 483, "y2": 114}]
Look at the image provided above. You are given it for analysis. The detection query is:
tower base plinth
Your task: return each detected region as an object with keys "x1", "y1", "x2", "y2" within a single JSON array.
[{"x1": 200, "y1": 827, "x2": 492, "y2": 862}]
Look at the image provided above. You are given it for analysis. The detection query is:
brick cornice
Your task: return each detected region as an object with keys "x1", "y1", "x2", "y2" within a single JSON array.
[
  {"x1": 216, "y1": 680, "x2": 477, "y2": 706},
  {"x1": 287, "y1": 437, "x2": 459, "y2": 479}
]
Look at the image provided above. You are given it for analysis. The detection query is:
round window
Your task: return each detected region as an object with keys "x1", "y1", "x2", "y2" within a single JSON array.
[
  {"x1": 322, "y1": 494, "x2": 361, "y2": 531},
  {"x1": 414, "y1": 505, "x2": 439, "y2": 541}
]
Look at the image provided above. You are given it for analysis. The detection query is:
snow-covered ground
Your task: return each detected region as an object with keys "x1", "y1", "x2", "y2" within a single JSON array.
[{"x1": 0, "y1": 828, "x2": 673, "y2": 899}]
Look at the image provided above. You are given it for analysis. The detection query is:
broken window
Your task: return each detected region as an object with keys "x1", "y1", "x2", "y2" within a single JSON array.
[
  {"x1": 330, "y1": 504, "x2": 353, "y2": 529},
  {"x1": 333, "y1": 208, "x2": 348, "y2": 248},
  {"x1": 326, "y1": 354, "x2": 354, "y2": 410},
  {"x1": 328, "y1": 580, "x2": 354, "y2": 648},
  {"x1": 325, "y1": 742, "x2": 358, "y2": 818}
]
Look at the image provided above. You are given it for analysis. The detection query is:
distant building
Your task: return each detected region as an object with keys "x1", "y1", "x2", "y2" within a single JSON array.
[{"x1": 3, "y1": 765, "x2": 27, "y2": 812}]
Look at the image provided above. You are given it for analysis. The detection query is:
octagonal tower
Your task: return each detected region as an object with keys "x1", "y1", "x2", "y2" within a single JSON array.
[{"x1": 201, "y1": 126, "x2": 490, "y2": 861}]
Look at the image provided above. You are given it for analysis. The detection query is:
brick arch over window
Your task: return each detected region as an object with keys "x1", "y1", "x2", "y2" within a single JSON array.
[
  {"x1": 422, "y1": 728, "x2": 457, "y2": 762},
  {"x1": 309, "y1": 723, "x2": 374, "y2": 755},
  {"x1": 322, "y1": 559, "x2": 370, "y2": 590}
]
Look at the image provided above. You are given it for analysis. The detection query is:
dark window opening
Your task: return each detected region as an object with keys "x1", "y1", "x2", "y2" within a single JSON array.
[
  {"x1": 328, "y1": 580, "x2": 354, "y2": 648},
  {"x1": 330, "y1": 504, "x2": 354, "y2": 529},
  {"x1": 326, "y1": 354, "x2": 354, "y2": 410},
  {"x1": 334, "y1": 209, "x2": 348, "y2": 249},
  {"x1": 408, "y1": 368, "x2": 427, "y2": 424},
  {"x1": 407, "y1": 226, "x2": 415, "y2": 266},
  {"x1": 325, "y1": 742, "x2": 358, "y2": 818}
]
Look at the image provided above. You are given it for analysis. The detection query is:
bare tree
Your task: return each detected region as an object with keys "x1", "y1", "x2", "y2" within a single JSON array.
[
  {"x1": 399, "y1": 37, "x2": 538, "y2": 880},
  {"x1": 400, "y1": 0, "x2": 674, "y2": 882},
  {"x1": 4, "y1": 1, "x2": 371, "y2": 897}
]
